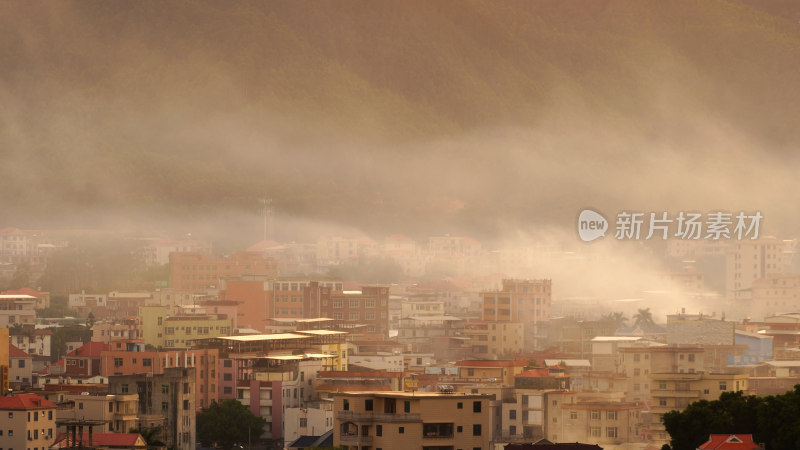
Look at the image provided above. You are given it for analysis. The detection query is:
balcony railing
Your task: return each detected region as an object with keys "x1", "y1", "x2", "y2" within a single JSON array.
[
  {"x1": 337, "y1": 411, "x2": 422, "y2": 422},
  {"x1": 340, "y1": 434, "x2": 373, "y2": 443}
]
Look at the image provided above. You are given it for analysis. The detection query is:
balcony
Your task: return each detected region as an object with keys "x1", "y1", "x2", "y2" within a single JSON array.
[
  {"x1": 337, "y1": 411, "x2": 422, "y2": 422},
  {"x1": 340, "y1": 434, "x2": 373, "y2": 444},
  {"x1": 651, "y1": 389, "x2": 701, "y2": 397}
]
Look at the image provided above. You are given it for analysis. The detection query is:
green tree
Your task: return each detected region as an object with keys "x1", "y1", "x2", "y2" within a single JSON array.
[
  {"x1": 661, "y1": 388, "x2": 800, "y2": 450},
  {"x1": 196, "y1": 400, "x2": 266, "y2": 450}
]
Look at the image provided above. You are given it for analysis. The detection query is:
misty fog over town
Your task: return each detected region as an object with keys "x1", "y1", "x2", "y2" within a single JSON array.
[{"x1": 2, "y1": 2, "x2": 800, "y2": 450}]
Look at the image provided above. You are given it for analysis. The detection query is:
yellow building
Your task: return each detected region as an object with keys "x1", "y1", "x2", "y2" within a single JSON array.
[
  {"x1": 464, "y1": 321, "x2": 525, "y2": 360},
  {"x1": 333, "y1": 391, "x2": 493, "y2": 450},
  {"x1": 648, "y1": 372, "x2": 749, "y2": 442},
  {"x1": 140, "y1": 305, "x2": 232, "y2": 349},
  {"x1": 456, "y1": 360, "x2": 527, "y2": 385}
]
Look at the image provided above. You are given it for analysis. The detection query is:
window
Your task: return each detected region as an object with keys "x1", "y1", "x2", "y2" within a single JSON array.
[
  {"x1": 161, "y1": 385, "x2": 169, "y2": 394},
  {"x1": 365, "y1": 399, "x2": 373, "y2": 411},
  {"x1": 399, "y1": 426, "x2": 404, "y2": 434},
  {"x1": 143, "y1": 358, "x2": 152, "y2": 367},
  {"x1": 18, "y1": 359, "x2": 24, "y2": 368},
  {"x1": 120, "y1": 384, "x2": 129, "y2": 393},
  {"x1": 606, "y1": 427, "x2": 618, "y2": 438},
  {"x1": 299, "y1": 418, "x2": 307, "y2": 427},
  {"x1": 162, "y1": 402, "x2": 169, "y2": 411},
  {"x1": 569, "y1": 411, "x2": 577, "y2": 419},
  {"x1": 349, "y1": 299, "x2": 359, "y2": 308},
  {"x1": 633, "y1": 368, "x2": 640, "y2": 376},
  {"x1": 376, "y1": 425, "x2": 382, "y2": 436},
  {"x1": 114, "y1": 358, "x2": 123, "y2": 367},
  {"x1": 404, "y1": 401, "x2": 410, "y2": 413},
  {"x1": 457, "y1": 402, "x2": 463, "y2": 409},
  {"x1": 473, "y1": 401, "x2": 481, "y2": 413},
  {"x1": 457, "y1": 426, "x2": 463, "y2": 432},
  {"x1": 633, "y1": 354, "x2": 640, "y2": 362},
  {"x1": 659, "y1": 382, "x2": 667, "y2": 390},
  {"x1": 473, "y1": 424, "x2": 481, "y2": 436},
  {"x1": 590, "y1": 410, "x2": 601, "y2": 420},
  {"x1": 349, "y1": 312, "x2": 360, "y2": 320},
  {"x1": 510, "y1": 425, "x2": 517, "y2": 435},
  {"x1": 688, "y1": 354, "x2": 695, "y2": 362},
  {"x1": 343, "y1": 399, "x2": 349, "y2": 411},
  {"x1": 590, "y1": 426, "x2": 601, "y2": 437},
  {"x1": 223, "y1": 359, "x2": 232, "y2": 368},
  {"x1": 223, "y1": 373, "x2": 232, "y2": 381},
  {"x1": 607, "y1": 411, "x2": 617, "y2": 420},
  {"x1": 509, "y1": 409, "x2": 516, "y2": 420}
]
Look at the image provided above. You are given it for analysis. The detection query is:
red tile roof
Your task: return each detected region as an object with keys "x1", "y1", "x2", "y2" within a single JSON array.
[
  {"x1": 8, "y1": 344, "x2": 30, "y2": 358},
  {"x1": 698, "y1": 434, "x2": 760, "y2": 449},
  {"x1": 52, "y1": 432, "x2": 145, "y2": 448},
  {"x1": 0, "y1": 393, "x2": 55, "y2": 409},
  {"x1": 68, "y1": 342, "x2": 111, "y2": 358}
]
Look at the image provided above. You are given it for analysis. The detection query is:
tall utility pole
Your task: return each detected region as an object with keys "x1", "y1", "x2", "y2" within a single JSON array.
[{"x1": 260, "y1": 198, "x2": 274, "y2": 241}]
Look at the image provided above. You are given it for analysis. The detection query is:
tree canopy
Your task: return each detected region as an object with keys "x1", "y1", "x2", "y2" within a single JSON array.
[
  {"x1": 196, "y1": 399, "x2": 266, "y2": 450},
  {"x1": 663, "y1": 387, "x2": 800, "y2": 450}
]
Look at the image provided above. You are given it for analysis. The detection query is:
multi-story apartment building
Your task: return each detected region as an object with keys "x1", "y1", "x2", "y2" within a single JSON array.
[
  {"x1": 237, "y1": 358, "x2": 325, "y2": 447},
  {"x1": 139, "y1": 305, "x2": 232, "y2": 350},
  {"x1": 456, "y1": 360, "x2": 527, "y2": 385},
  {"x1": 64, "y1": 342, "x2": 111, "y2": 379},
  {"x1": 0, "y1": 294, "x2": 36, "y2": 327},
  {"x1": 333, "y1": 391, "x2": 493, "y2": 450},
  {"x1": 109, "y1": 367, "x2": 195, "y2": 450},
  {"x1": 10, "y1": 326, "x2": 52, "y2": 357},
  {"x1": 482, "y1": 279, "x2": 552, "y2": 350},
  {"x1": 748, "y1": 274, "x2": 800, "y2": 320},
  {"x1": 169, "y1": 251, "x2": 279, "y2": 292},
  {"x1": 647, "y1": 372, "x2": 749, "y2": 443},
  {"x1": 9, "y1": 344, "x2": 33, "y2": 389},
  {"x1": 101, "y1": 348, "x2": 220, "y2": 410},
  {"x1": 315, "y1": 284, "x2": 391, "y2": 338},
  {"x1": 546, "y1": 391, "x2": 645, "y2": 445},
  {"x1": 1, "y1": 288, "x2": 50, "y2": 310},
  {"x1": 138, "y1": 237, "x2": 213, "y2": 266},
  {"x1": 727, "y1": 237, "x2": 791, "y2": 301},
  {"x1": 68, "y1": 293, "x2": 108, "y2": 316},
  {"x1": 618, "y1": 343, "x2": 705, "y2": 402},
  {"x1": 463, "y1": 320, "x2": 525, "y2": 360},
  {"x1": 56, "y1": 393, "x2": 139, "y2": 433},
  {"x1": 0, "y1": 393, "x2": 57, "y2": 450},
  {"x1": 91, "y1": 317, "x2": 141, "y2": 344}
]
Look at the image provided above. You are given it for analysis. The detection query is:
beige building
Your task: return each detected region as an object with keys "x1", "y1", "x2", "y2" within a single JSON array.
[
  {"x1": 464, "y1": 321, "x2": 525, "y2": 360},
  {"x1": 0, "y1": 294, "x2": 36, "y2": 327},
  {"x1": 546, "y1": 391, "x2": 644, "y2": 445},
  {"x1": 648, "y1": 372, "x2": 749, "y2": 443},
  {"x1": 333, "y1": 391, "x2": 493, "y2": 450},
  {"x1": 727, "y1": 238, "x2": 790, "y2": 301},
  {"x1": 0, "y1": 393, "x2": 57, "y2": 450},
  {"x1": 617, "y1": 344, "x2": 705, "y2": 402},
  {"x1": 57, "y1": 393, "x2": 139, "y2": 433}
]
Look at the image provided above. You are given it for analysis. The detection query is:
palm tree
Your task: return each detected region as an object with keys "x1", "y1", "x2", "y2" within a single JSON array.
[
  {"x1": 601, "y1": 312, "x2": 628, "y2": 330},
  {"x1": 632, "y1": 308, "x2": 655, "y2": 328}
]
